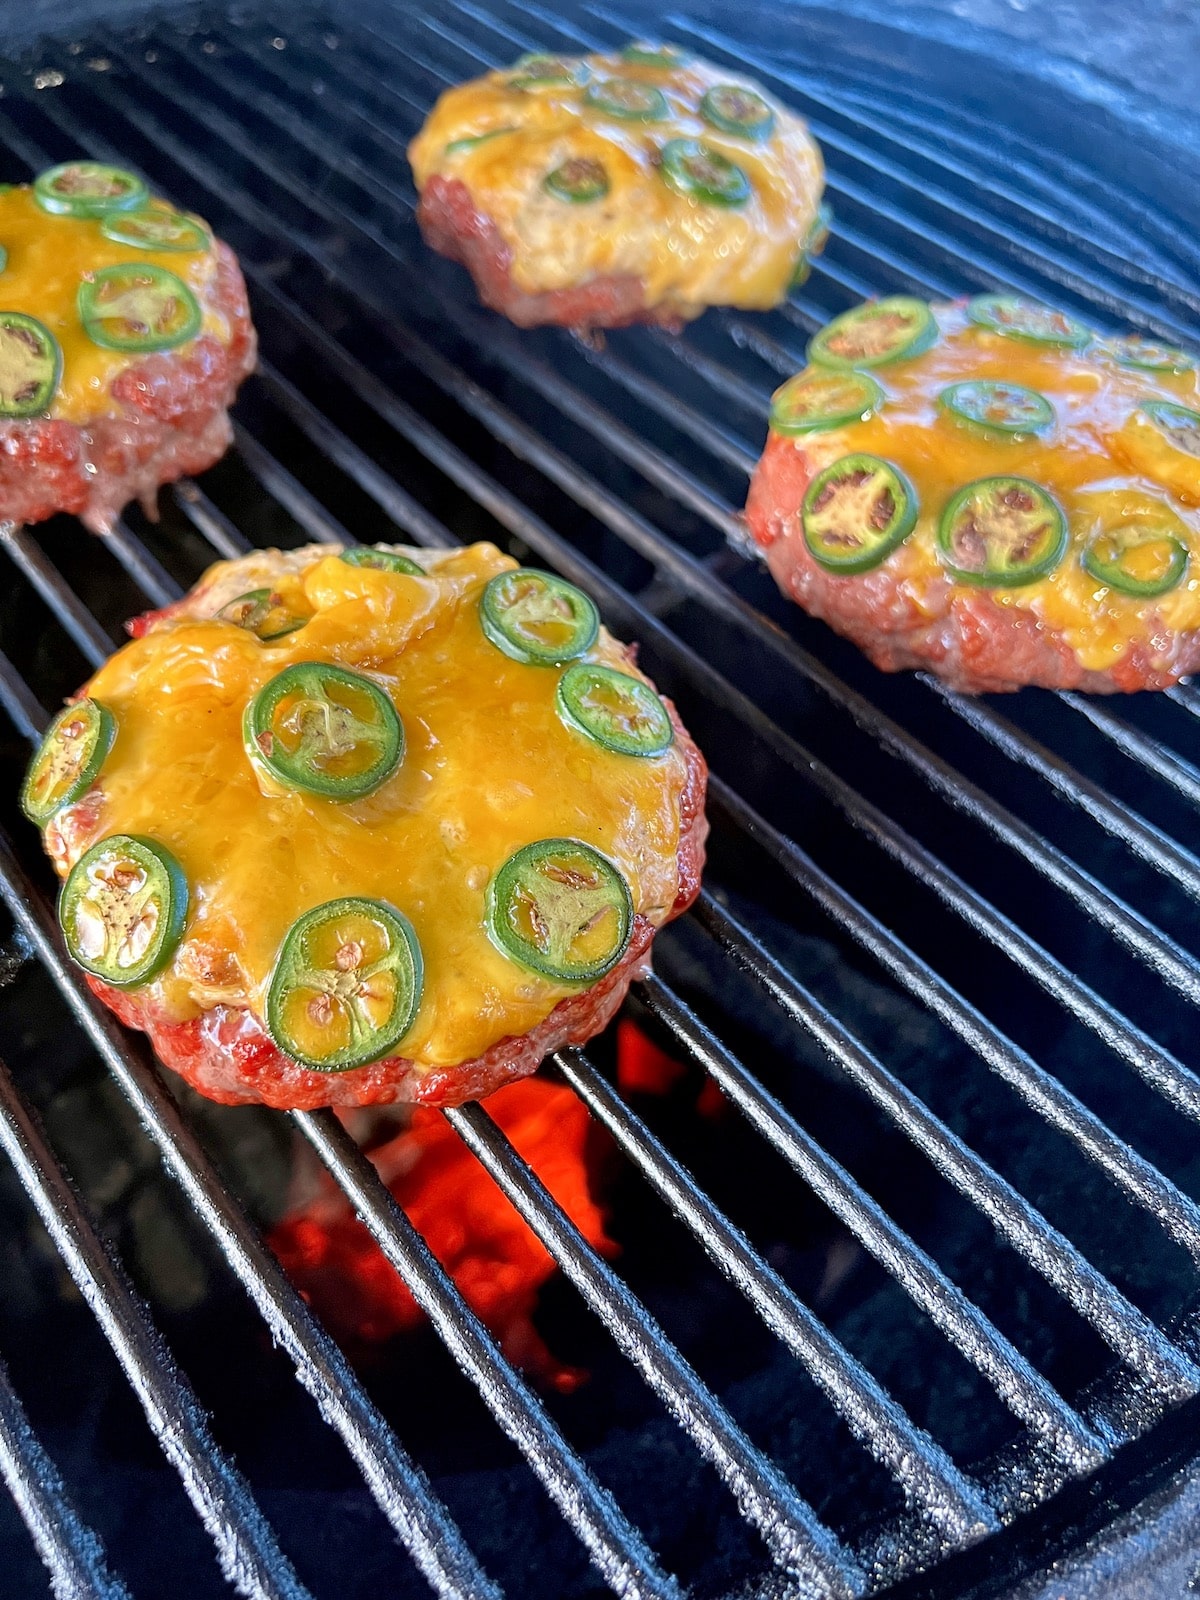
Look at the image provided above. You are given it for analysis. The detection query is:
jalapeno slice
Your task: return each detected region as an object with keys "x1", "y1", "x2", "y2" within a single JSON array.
[
  {"x1": 100, "y1": 207, "x2": 208, "y2": 252},
  {"x1": 770, "y1": 368, "x2": 883, "y2": 436},
  {"x1": 34, "y1": 161, "x2": 148, "y2": 218},
  {"x1": 1139, "y1": 399, "x2": 1200, "y2": 460},
  {"x1": 1082, "y1": 519, "x2": 1189, "y2": 598},
  {"x1": 444, "y1": 127, "x2": 516, "y2": 155},
  {"x1": 244, "y1": 663, "x2": 403, "y2": 801},
  {"x1": 791, "y1": 201, "x2": 832, "y2": 288},
  {"x1": 802, "y1": 454, "x2": 918, "y2": 574},
  {"x1": 699, "y1": 84, "x2": 775, "y2": 141},
  {"x1": 215, "y1": 588, "x2": 307, "y2": 641},
  {"x1": 544, "y1": 158, "x2": 610, "y2": 203},
  {"x1": 479, "y1": 569, "x2": 599, "y2": 665},
  {"x1": 939, "y1": 380, "x2": 1055, "y2": 437},
  {"x1": 266, "y1": 896, "x2": 422, "y2": 1072},
  {"x1": 0, "y1": 312, "x2": 62, "y2": 417},
  {"x1": 938, "y1": 477, "x2": 1067, "y2": 587},
  {"x1": 20, "y1": 699, "x2": 115, "y2": 826},
  {"x1": 585, "y1": 78, "x2": 667, "y2": 120},
  {"x1": 556, "y1": 663, "x2": 673, "y2": 757},
  {"x1": 966, "y1": 295, "x2": 1090, "y2": 348},
  {"x1": 340, "y1": 546, "x2": 424, "y2": 575},
  {"x1": 659, "y1": 139, "x2": 751, "y2": 207},
  {"x1": 621, "y1": 41, "x2": 687, "y2": 67},
  {"x1": 78, "y1": 263, "x2": 201, "y2": 352},
  {"x1": 487, "y1": 839, "x2": 632, "y2": 983},
  {"x1": 59, "y1": 835, "x2": 188, "y2": 988},
  {"x1": 808, "y1": 298, "x2": 937, "y2": 370},
  {"x1": 1106, "y1": 334, "x2": 1194, "y2": 374},
  {"x1": 509, "y1": 54, "x2": 587, "y2": 90}
]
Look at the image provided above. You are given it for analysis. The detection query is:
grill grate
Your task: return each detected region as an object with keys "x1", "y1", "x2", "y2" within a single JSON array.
[{"x1": 0, "y1": 2, "x2": 1198, "y2": 1596}]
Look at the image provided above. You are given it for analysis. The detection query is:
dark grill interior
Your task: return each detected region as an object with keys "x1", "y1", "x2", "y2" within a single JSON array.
[{"x1": 0, "y1": 2, "x2": 1199, "y2": 1597}]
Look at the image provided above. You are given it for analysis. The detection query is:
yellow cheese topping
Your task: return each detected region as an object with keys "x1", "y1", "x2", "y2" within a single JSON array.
[
  {"x1": 408, "y1": 47, "x2": 824, "y2": 317},
  {"x1": 51, "y1": 543, "x2": 691, "y2": 1072},
  {"x1": 0, "y1": 181, "x2": 227, "y2": 422},
  {"x1": 774, "y1": 300, "x2": 1200, "y2": 672}
]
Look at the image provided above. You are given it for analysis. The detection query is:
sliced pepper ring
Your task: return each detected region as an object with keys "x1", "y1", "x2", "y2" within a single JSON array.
[
  {"x1": 659, "y1": 139, "x2": 751, "y2": 207},
  {"x1": 1081, "y1": 518, "x2": 1189, "y2": 598},
  {"x1": 78, "y1": 263, "x2": 202, "y2": 352},
  {"x1": 544, "y1": 158, "x2": 610, "y2": 203},
  {"x1": 937, "y1": 476, "x2": 1067, "y2": 587},
  {"x1": 509, "y1": 54, "x2": 587, "y2": 90},
  {"x1": 487, "y1": 838, "x2": 633, "y2": 983},
  {"x1": 21, "y1": 698, "x2": 116, "y2": 826},
  {"x1": 59, "y1": 834, "x2": 188, "y2": 988},
  {"x1": 556, "y1": 663, "x2": 674, "y2": 757},
  {"x1": 34, "y1": 161, "x2": 148, "y2": 217},
  {"x1": 966, "y1": 295, "x2": 1090, "y2": 348},
  {"x1": 790, "y1": 201, "x2": 832, "y2": 288},
  {"x1": 802, "y1": 453, "x2": 918, "y2": 574},
  {"x1": 1105, "y1": 334, "x2": 1194, "y2": 374},
  {"x1": 699, "y1": 84, "x2": 775, "y2": 140},
  {"x1": 266, "y1": 896, "x2": 423, "y2": 1072},
  {"x1": 808, "y1": 297, "x2": 937, "y2": 369},
  {"x1": 479, "y1": 569, "x2": 599, "y2": 665},
  {"x1": 770, "y1": 368, "x2": 883, "y2": 435},
  {"x1": 585, "y1": 78, "x2": 668, "y2": 119},
  {"x1": 340, "y1": 546, "x2": 424, "y2": 575},
  {"x1": 444, "y1": 127, "x2": 517, "y2": 155},
  {"x1": 244, "y1": 662, "x2": 404, "y2": 801},
  {"x1": 215, "y1": 588, "x2": 307, "y2": 640},
  {"x1": 939, "y1": 380, "x2": 1055, "y2": 437},
  {"x1": 100, "y1": 207, "x2": 209, "y2": 252},
  {"x1": 0, "y1": 312, "x2": 62, "y2": 418},
  {"x1": 621, "y1": 41, "x2": 687, "y2": 66},
  {"x1": 1139, "y1": 399, "x2": 1200, "y2": 460}
]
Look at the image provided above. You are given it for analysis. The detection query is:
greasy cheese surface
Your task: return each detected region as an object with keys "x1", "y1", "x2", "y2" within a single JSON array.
[
  {"x1": 58, "y1": 543, "x2": 690, "y2": 1071},
  {"x1": 0, "y1": 185, "x2": 227, "y2": 422},
  {"x1": 780, "y1": 302, "x2": 1200, "y2": 671},
  {"x1": 408, "y1": 50, "x2": 823, "y2": 315}
]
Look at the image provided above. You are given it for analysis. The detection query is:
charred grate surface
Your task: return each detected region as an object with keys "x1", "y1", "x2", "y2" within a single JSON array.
[{"x1": 0, "y1": 2, "x2": 1198, "y2": 1597}]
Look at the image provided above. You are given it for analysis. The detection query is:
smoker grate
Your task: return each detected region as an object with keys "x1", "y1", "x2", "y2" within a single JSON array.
[{"x1": 0, "y1": 1, "x2": 1198, "y2": 1596}]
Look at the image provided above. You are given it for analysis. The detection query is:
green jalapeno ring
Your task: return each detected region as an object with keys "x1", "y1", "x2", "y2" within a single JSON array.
[
  {"x1": 487, "y1": 838, "x2": 633, "y2": 983},
  {"x1": 621, "y1": 42, "x2": 688, "y2": 67},
  {"x1": 699, "y1": 84, "x2": 775, "y2": 141},
  {"x1": 585, "y1": 78, "x2": 668, "y2": 120},
  {"x1": 966, "y1": 295, "x2": 1091, "y2": 349},
  {"x1": 100, "y1": 207, "x2": 209, "y2": 252},
  {"x1": 544, "y1": 158, "x2": 610, "y2": 203},
  {"x1": 1140, "y1": 399, "x2": 1200, "y2": 460},
  {"x1": 510, "y1": 54, "x2": 588, "y2": 90},
  {"x1": 59, "y1": 834, "x2": 188, "y2": 988},
  {"x1": 937, "y1": 476, "x2": 1068, "y2": 587},
  {"x1": 556, "y1": 663, "x2": 674, "y2": 757},
  {"x1": 20, "y1": 698, "x2": 116, "y2": 826},
  {"x1": 802, "y1": 454, "x2": 918, "y2": 575},
  {"x1": 1081, "y1": 522, "x2": 1190, "y2": 599},
  {"x1": 78, "y1": 262, "x2": 202, "y2": 352},
  {"x1": 265, "y1": 895, "x2": 423, "y2": 1072},
  {"x1": 769, "y1": 368, "x2": 883, "y2": 436},
  {"x1": 659, "y1": 139, "x2": 751, "y2": 207},
  {"x1": 790, "y1": 201, "x2": 832, "y2": 288},
  {"x1": 808, "y1": 297, "x2": 937, "y2": 370},
  {"x1": 34, "y1": 161, "x2": 148, "y2": 218},
  {"x1": 938, "y1": 380, "x2": 1056, "y2": 438},
  {"x1": 479, "y1": 569, "x2": 600, "y2": 666},
  {"x1": 340, "y1": 546, "x2": 424, "y2": 575},
  {"x1": 1105, "y1": 335, "x2": 1194, "y2": 374},
  {"x1": 244, "y1": 662, "x2": 404, "y2": 801},
  {"x1": 444, "y1": 127, "x2": 517, "y2": 156},
  {"x1": 215, "y1": 588, "x2": 308, "y2": 641},
  {"x1": 0, "y1": 312, "x2": 62, "y2": 418}
]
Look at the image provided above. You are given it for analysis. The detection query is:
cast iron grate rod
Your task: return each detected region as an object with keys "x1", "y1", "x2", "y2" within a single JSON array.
[{"x1": 0, "y1": 1357, "x2": 133, "y2": 1600}]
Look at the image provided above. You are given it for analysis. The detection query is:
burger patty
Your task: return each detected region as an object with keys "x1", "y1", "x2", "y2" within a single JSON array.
[
  {"x1": 36, "y1": 542, "x2": 708, "y2": 1109},
  {"x1": 745, "y1": 297, "x2": 1200, "y2": 693}
]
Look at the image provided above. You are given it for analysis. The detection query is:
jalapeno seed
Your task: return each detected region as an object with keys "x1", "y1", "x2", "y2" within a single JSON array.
[
  {"x1": 100, "y1": 207, "x2": 208, "y2": 252},
  {"x1": 585, "y1": 78, "x2": 668, "y2": 119},
  {"x1": 699, "y1": 84, "x2": 775, "y2": 141},
  {"x1": 770, "y1": 368, "x2": 883, "y2": 435},
  {"x1": 659, "y1": 139, "x2": 751, "y2": 207},
  {"x1": 34, "y1": 161, "x2": 148, "y2": 218},
  {"x1": 1082, "y1": 519, "x2": 1189, "y2": 599},
  {"x1": 215, "y1": 588, "x2": 307, "y2": 641},
  {"x1": 340, "y1": 546, "x2": 424, "y2": 575},
  {"x1": 557, "y1": 663, "x2": 674, "y2": 757},
  {"x1": 939, "y1": 380, "x2": 1055, "y2": 437},
  {"x1": 802, "y1": 454, "x2": 918, "y2": 574},
  {"x1": 808, "y1": 298, "x2": 937, "y2": 369},
  {"x1": 487, "y1": 838, "x2": 633, "y2": 983},
  {"x1": 266, "y1": 896, "x2": 423, "y2": 1072},
  {"x1": 78, "y1": 263, "x2": 202, "y2": 352},
  {"x1": 544, "y1": 158, "x2": 610, "y2": 203},
  {"x1": 21, "y1": 699, "x2": 115, "y2": 826},
  {"x1": 937, "y1": 477, "x2": 1067, "y2": 587},
  {"x1": 479, "y1": 569, "x2": 599, "y2": 665},
  {"x1": 244, "y1": 662, "x2": 403, "y2": 801},
  {"x1": 0, "y1": 312, "x2": 62, "y2": 417},
  {"x1": 966, "y1": 295, "x2": 1090, "y2": 348},
  {"x1": 59, "y1": 834, "x2": 188, "y2": 988}
]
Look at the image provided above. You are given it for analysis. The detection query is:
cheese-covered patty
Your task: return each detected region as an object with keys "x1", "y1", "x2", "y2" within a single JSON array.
[
  {"x1": 28, "y1": 542, "x2": 707, "y2": 1108},
  {"x1": 409, "y1": 44, "x2": 825, "y2": 326},
  {"x1": 746, "y1": 296, "x2": 1200, "y2": 692}
]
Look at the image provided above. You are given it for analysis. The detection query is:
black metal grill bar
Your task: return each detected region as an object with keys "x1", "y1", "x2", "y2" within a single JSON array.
[
  {"x1": 0, "y1": 1053, "x2": 312, "y2": 1600},
  {"x1": 693, "y1": 893, "x2": 1200, "y2": 1401},
  {"x1": 0, "y1": 839, "x2": 504, "y2": 1600},
  {"x1": 551, "y1": 1047, "x2": 999, "y2": 1541},
  {"x1": 104, "y1": 519, "x2": 180, "y2": 611},
  {"x1": 631, "y1": 973, "x2": 1106, "y2": 1469},
  {"x1": 172, "y1": 480, "x2": 253, "y2": 561},
  {"x1": 1059, "y1": 695, "x2": 1200, "y2": 812},
  {"x1": 0, "y1": 1357, "x2": 133, "y2": 1600},
  {"x1": 0, "y1": 525, "x2": 114, "y2": 666},
  {"x1": 443, "y1": 1101, "x2": 866, "y2": 1595},
  {"x1": 228, "y1": 425, "x2": 353, "y2": 548},
  {"x1": 292, "y1": 1108, "x2": 686, "y2": 1600}
]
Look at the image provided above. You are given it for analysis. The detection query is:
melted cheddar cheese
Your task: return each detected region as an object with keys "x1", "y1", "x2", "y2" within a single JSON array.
[
  {"x1": 48, "y1": 543, "x2": 691, "y2": 1073},
  {"x1": 408, "y1": 50, "x2": 824, "y2": 317},
  {"x1": 775, "y1": 302, "x2": 1200, "y2": 672},
  {"x1": 0, "y1": 184, "x2": 227, "y2": 422}
]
